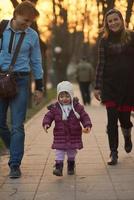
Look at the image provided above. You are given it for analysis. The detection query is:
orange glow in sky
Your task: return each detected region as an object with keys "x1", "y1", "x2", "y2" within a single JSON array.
[
  {"x1": 0, "y1": 0, "x2": 133, "y2": 44},
  {"x1": 0, "y1": 0, "x2": 13, "y2": 19}
]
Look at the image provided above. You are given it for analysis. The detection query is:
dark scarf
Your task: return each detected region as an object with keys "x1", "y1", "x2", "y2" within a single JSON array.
[{"x1": 107, "y1": 30, "x2": 126, "y2": 54}]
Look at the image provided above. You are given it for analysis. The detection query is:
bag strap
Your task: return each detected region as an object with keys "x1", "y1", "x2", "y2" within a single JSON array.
[
  {"x1": 9, "y1": 32, "x2": 25, "y2": 72},
  {"x1": 0, "y1": 20, "x2": 25, "y2": 72},
  {"x1": 0, "y1": 20, "x2": 9, "y2": 51},
  {"x1": 0, "y1": 20, "x2": 9, "y2": 38}
]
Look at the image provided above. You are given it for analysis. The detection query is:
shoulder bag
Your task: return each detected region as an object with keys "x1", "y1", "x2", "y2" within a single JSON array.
[{"x1": 0, "y1": 31, "x2": 25, "y2": 98}]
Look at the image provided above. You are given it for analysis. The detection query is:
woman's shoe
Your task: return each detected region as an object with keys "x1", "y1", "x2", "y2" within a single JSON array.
[
  {"x1": 107, "y1": 152, "x2": 118, "y2": 165},
  {"x1": 121, "y1": 128, "x2": 132, "y2": 153},
  {"x1": 107, "y1": 157, "x2": 118, "y2": 165}
]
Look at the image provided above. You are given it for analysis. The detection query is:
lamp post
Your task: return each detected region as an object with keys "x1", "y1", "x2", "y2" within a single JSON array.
[
  {"x1": 53, "y1": 46, "x2": 62, "y2": 83},
  {"x1": 54, "y1": 46, "x2": 62, "y2": 54}
]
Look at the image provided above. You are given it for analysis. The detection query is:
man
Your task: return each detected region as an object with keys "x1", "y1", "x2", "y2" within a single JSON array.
[
  {"x1": 0, "y1": 1, "x2": 43, "y2": 178},
  {"x1": 76, "y1": 57, "x2": 94, "y2": 105}
]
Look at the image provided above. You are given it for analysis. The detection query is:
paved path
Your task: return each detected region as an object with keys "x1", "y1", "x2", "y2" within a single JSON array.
[{"x1": 0, "y1": 84, "x2": 134, "y2": 200}]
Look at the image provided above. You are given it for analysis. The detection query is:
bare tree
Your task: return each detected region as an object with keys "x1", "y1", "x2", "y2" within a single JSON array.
[
  {"x1": 51, "y1": 0, "x2": 71, "y2": 83},
  {"x1": 106, "y1": 0, "x2": 115, "y2": 11},
  {"x1": 125, "y1": 0, "x2": 134, "y2": 28},
  {"x1": 10, "y1": 0, "x2": 18, "y2": 8}
]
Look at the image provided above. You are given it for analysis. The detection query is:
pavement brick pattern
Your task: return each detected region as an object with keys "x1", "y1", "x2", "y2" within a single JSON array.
[{"x1": 0, "y1": 84, "x2": 134, "y2": 200}]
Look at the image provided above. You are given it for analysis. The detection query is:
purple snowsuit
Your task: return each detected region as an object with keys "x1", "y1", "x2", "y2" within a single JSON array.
[{"x1": 42, "y1": 98, "x2": 92, "y2": 150}]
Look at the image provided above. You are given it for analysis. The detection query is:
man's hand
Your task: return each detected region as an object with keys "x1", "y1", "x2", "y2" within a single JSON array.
[
  {"x1": 94, "y1": 89, "x2": 101, "y2": 101},
  {"x1": 34, "y1": 90, "x2": 43, "y2": 105}
]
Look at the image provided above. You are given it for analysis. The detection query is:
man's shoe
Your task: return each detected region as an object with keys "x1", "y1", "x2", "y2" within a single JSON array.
[{"x1": 9, "y1": 166, "x2": 21, "y2": 178}]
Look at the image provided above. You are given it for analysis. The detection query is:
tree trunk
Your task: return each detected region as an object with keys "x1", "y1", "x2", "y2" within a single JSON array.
[
  {"x1": 125, "y1": 0, "x2": 134, "y2": 28},
  {"x1": 10, "y1": 0, "x2": 18, "y2": 8}
]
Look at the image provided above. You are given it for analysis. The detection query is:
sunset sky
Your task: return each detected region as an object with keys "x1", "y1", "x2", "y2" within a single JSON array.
[{"x1": 0, "y1": 0, "x2": 134, "y2": 43}]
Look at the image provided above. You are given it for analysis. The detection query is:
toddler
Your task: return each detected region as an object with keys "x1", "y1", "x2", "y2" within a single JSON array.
[{"x1": 42, "y1": 81, "x2": 92, "y2": 176}]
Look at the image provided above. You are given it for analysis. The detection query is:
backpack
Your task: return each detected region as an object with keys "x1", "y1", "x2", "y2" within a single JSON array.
[{"x1": 0, "y1": 20, "x2": 9, "y2": 50}]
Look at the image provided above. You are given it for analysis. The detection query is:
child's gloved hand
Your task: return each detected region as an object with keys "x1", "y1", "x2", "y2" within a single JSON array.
[
  {"x1": 82, "y1": 127, "x2": 91, "y2": 134},
  {"x1": 44, "y1": 124, "x2": 50, "y2": 133}
]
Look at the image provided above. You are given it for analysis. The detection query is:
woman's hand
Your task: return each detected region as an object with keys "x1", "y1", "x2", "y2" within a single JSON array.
[{"x1": 94, "y1": 89, "x2": 101, "y2": 101}]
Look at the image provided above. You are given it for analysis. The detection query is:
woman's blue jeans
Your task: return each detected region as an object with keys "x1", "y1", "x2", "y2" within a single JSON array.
[{"x1": 0, "y1": 76, "x2": 29, "y2": 167}]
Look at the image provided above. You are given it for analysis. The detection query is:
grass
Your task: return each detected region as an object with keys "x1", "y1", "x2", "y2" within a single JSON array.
[
  {"x1": 26, "y1": 88, "x2": 56, "y2": 121},
  {"x1": 0, "y1": 139, "x2": 5, "y2": 150},
  {"x1": 0, "y1": 88, "x2": 56, "y2": 153}
]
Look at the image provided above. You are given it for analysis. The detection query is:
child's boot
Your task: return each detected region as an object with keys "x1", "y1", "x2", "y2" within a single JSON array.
[
  {"x1": 53, "y1": 161, "x2": 63, "y2": 176},
  {"x1": 67, "y1": 160, "x2": 75, "y2": 175}
]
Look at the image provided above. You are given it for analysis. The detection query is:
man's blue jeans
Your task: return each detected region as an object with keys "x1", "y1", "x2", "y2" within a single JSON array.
[{"x1": 0, "y1": 76, "x2": 29, "y2": 167}]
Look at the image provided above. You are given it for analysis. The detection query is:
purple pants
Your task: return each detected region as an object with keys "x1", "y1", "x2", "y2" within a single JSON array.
[{"x1": 55, "y1": 149, "x2": 77, "y2": 161}]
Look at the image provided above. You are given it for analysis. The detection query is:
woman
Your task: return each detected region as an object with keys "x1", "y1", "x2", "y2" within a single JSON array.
[{"x1": 94, "y1": 9, "x2": 134, "y2": 165}]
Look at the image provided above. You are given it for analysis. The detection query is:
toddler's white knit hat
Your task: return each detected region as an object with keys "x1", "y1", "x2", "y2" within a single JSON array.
[{"x1": 57, "y1": 81, "x2": 80, "y2": 119}]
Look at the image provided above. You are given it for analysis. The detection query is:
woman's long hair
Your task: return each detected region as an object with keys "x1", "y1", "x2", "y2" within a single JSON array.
[{"x1": 102, "y1": 8, "x2": 131, "y2": 44}]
